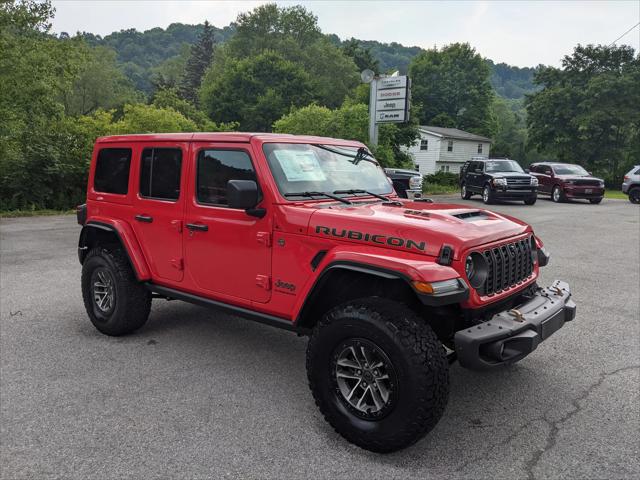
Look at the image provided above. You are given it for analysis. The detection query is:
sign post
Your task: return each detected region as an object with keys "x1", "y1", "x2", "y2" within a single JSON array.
[{"x1": 366, "y1": 74, "x2": 411, "y2": 146}]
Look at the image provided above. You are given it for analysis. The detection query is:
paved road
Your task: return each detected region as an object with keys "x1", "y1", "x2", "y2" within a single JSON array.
[{"x1": 1, "y1": 197, "x2": 639, "y2": 479}]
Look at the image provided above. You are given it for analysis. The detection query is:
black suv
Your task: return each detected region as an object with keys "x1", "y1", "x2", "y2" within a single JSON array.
[{"x1": 460, "y1": 158, "x2": 538, "y2": 205}]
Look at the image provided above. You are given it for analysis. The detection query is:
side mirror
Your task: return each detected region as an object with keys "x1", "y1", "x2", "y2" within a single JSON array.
[
  {"x1": 524, "y1": 169, "x2": 530, "y2": 174},
  {"x1": 227, "y1": 179, "x2": 259, "y2": 210}
]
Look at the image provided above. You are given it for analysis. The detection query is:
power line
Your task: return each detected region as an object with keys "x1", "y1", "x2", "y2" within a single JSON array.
[{"x1": 608, "y1": 21, "x2": 640, "y2": 47}]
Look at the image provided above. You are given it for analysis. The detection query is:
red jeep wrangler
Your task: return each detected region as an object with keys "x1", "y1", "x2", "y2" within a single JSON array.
[{"x1": 77, "y1": 133, "x2": 576, "y2": 453}]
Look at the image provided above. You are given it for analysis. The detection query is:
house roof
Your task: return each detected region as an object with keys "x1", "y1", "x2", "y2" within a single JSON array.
[{"x1": 419, "y1": 126, "x2": 492, "y2": 143}]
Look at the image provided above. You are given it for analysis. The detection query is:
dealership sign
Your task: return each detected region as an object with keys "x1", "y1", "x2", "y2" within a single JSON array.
[{"x1": 373, "y1": 76, "x2": 410, "y2": 124}]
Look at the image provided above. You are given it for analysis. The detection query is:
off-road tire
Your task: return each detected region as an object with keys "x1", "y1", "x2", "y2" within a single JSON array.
[
  {"x1": 482, "y1": 185, "x2": 495, "y2": 204},
  {"x1": 524, "y1": 196, "x2": 537, "y2": 205},
  {"x1": 552, "y1": 185, "x2": 565, "y2": 203},
  {"x1": 589, "y1": 197, "x2": 602, "y2": 204},
  {"x1": 306, "y1": 298, "x2": 449, "y2": 453},
  {"x1": 628, "y1": 187, "x2": 640, "y2": 204},
  {"x1": 81, "y1": 247, "x2": 151, "y2": 336},
  {"x1": 461, "y1": 183, "x2": 472, "y2": 200}
]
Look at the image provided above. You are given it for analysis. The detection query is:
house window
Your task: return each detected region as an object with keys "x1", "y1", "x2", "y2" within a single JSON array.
[
  {"x1": 477, "y1": 143, "x2": 483, "y2": 154},
  {"x1": 420, "y1": 139, "x2": 428, "y2": 151},
  {"x1": 439, "y1": 165, "x2": 450, "y2": 172},
  {"x1": 447, "y1": 140, "x2": 453, "y2": 152}
]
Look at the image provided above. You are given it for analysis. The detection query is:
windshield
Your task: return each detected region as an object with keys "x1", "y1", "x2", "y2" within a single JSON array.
[
  {"x1": 485, "y1": 160, "x2": 525, "y2": 173},
  {"x1": 263, "y1": 143, "x2": 393, "y2": 198},
  {"x1": 552, "y1": 164, "x2": 589, "y2": 175}
]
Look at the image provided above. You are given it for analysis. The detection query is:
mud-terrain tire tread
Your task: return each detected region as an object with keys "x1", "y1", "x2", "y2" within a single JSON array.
[
  {"x1": 81, "y1": 247, "x2": 151, "y2": 336},
  {"x1": 306, "y1": 298, "x2": 449, "y2": 453}
]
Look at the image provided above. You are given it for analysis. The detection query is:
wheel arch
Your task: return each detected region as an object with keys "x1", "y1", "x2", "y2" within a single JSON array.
[
  {"x1": 295, "y1": 262, "x2": 421, "y2": 330},
  {"x1": 78, "y1": 220, "x2": 151, "y2": 281}
]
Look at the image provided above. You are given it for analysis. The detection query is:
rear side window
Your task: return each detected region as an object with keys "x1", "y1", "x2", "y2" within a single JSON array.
[
  {"x1": 94, "y1": 148, "x2": 132, "y2": 194},
  {"x1": 139, "y1": 148, "x2": 182, "y2": 200},
  {"x1": 197, "y1": 150, "x2": 256, "y2": 206}
]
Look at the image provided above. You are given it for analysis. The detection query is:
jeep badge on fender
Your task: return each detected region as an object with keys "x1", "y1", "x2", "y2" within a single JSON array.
[{"x1": 77, "y1": 133, "x2": 576, "y2": 453}]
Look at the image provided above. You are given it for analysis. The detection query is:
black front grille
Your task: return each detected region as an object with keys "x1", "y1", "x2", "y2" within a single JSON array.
[
  {"x1": 506, "y1": 177, "x2": 531, "y2": 186},
  {"x1": 481, "y1": 237, "x2": 533, "y2": 295},
  {"x1": 574, "y1": 179, "x2": 600, "y2": 186}
]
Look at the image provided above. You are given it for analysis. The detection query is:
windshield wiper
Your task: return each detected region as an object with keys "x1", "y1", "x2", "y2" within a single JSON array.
[
  {"x1": 313, "y1": 145, "x2": 379, "y2": 165},
  {"x1": 284, "y1": 191, "x2": 352, "y2": 205},
  {"x1": 333, "y1": 189, "x2": 390, "y2": 201}
]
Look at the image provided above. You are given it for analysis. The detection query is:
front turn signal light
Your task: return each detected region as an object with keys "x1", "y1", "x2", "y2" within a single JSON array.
[{"x1": 413, "y1": 279, "x2": 462, "y2": 295}]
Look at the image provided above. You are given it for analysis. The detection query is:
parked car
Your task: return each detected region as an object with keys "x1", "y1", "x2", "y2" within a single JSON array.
[
  {"x1": 622, "y1": 165, "x2": 640, "y2": 204},
  {"x1": 384, "y1": 167, "x2": 422, "y2": 199},
  {"x1": 460, "y1": 158, "x2": 538, "y2": 205},
  {"x1": 529, "y1": 162, "x2": 605, "y2": 204},
  {"x1": 77, "y1": 133, "x2": 576, "y2": 453}
]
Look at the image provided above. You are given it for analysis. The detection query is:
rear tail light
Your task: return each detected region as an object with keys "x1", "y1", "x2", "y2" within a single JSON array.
[{"x1": 624, "y1": 176, "x2": 629, "y2": 181}]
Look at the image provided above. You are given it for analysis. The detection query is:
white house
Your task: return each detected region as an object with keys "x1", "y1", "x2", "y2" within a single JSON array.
[{"x1": 404, "y1": 126, "x2": 492, "y2": 175}]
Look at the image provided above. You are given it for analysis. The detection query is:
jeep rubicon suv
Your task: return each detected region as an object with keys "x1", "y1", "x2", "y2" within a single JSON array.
[{"x1": 77, "y1": 133, "x2": 576, "y2": 453}]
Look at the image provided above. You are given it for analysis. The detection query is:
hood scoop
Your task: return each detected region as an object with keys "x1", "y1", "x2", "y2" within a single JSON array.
[{"x1": 451, "y1": 210, "x2": 490, "y2": 222}]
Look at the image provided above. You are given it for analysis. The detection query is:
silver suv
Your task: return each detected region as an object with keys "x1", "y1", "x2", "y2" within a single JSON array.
[{"x1": 622, "y1": 165, "x2": 640, "y2": 204}]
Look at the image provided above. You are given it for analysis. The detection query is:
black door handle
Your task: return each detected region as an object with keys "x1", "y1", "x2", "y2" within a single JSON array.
[
  {"x1": 186, "y1": 223, "x2": 208, "y2": 232},
  {"x1": 135, "y1": 214, "x2": 153, "y2": 223}
]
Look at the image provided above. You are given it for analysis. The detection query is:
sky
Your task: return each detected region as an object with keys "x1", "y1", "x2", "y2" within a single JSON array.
[{"x1": 50, "y1": 0, "x2": 640, "y2": 67}]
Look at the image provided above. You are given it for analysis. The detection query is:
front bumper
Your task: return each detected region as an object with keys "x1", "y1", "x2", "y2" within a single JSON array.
[
  {"x1": 454, "y1": 280, "x2": 575, "y2": 370},
  {"x1": 564, "y1": 186, "x2": 604, "y2": 199},
  {"x1": 493, "y1": 187, "x2": 537, "y2": 199}
]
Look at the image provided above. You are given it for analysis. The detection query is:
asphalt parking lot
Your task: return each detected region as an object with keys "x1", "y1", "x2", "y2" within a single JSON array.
[{"x1": 1, "y1": 196, "x2": 639, "y2": 479}]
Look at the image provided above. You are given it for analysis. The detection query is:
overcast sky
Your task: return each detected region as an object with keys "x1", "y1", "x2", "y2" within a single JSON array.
[{"x1": 50, "y1": 0, "x2": 640, "y2": 67}]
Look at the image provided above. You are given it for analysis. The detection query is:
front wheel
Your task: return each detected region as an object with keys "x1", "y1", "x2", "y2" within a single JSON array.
[
  {"x1": 552, "y1": 185, "x2": 565, "y2": 203},
  {"x1": 306, "y1": 298, "x2": 449, "y2": 453},
  {"x1": 482, "y1": 185, "x2": 494, "y2": 204},
  {"x1": 628, "y1": 187, "x2": 640, "y2": 204},
  {"x1": 589, "y1": 197, "x2": 603, "y2": 204},
  {"x1": 461, "y1": 183, "x2": 472, "y2": 200},
  {"x1": 524, "y1": 196, "x2": 537, "y2": 205}
]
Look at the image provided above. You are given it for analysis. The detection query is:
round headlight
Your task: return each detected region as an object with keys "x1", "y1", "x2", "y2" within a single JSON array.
[{"x1": 465, "y1": 252, "x2": 489, "y2": 289}]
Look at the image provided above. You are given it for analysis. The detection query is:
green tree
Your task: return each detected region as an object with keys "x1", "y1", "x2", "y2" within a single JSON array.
[
  {"x1": 150, "y1": 44, "x2": 190, "y2": 90},
  {"x1": 526, "y1": 44, "x2": 640, "y2": 182},
  {"x1": 179, "y1": 20, "x2": 215, "y2": 104},
  {"x1": 204, "y1": 4, "x2": 359, "y2": 111},
  {"x1": 341, "y1": 38, "x2": 380, "y2": 72},
  {"x1": 490, "y1": 97, "x2": 527, "y2": 158},
  {"x1": 63, "y1": 44, "x2": 142, "y2": 116},
  {"x1": 200, "y1": 51, "x2": 314, "y2": 131},
  {"x1": 409, "y1": 43, "x2": 494, "y2": 135}
]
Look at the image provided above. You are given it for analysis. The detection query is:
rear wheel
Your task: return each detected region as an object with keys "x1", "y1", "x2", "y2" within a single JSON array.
[
  {"x1": 482, "y1": 185, "x2": 494, "y2": 204},
  {"x1": 81, "y1": 247, "x2": 151, "y2": 336},
  {"x1": 629, "y1": 187, "x2": 640, "y2": 204},
  {"x1": 461, "y1": 183, "x2": 472, "y2": 200},
  {"x1": 306, "y1": 298, "x2": 449, "y2": 453},
  {"x1": 552, "y1": 185, "x2": 565, "y2": 203}
]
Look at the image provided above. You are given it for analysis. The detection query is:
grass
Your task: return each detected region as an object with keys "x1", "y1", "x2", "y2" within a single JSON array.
[
  {"x1": 604, "y1": 190, "x2": 628, "y2": 200},
  {"x1": 0, "y1": 209, "x2": 75, "y2": 218},
  {"x1": 422, "y1": 184, "x2": 458, "y2": 195}
]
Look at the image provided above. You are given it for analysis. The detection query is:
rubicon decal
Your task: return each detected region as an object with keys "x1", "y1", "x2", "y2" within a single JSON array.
[{"x1": 315, "y1": 226, "x2": 425, "y2": 252}]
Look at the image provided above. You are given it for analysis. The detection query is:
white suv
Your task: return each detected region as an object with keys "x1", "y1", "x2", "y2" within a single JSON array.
[{"x1": 622, "y1": 165, "x2": 640, "y2": 204}]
